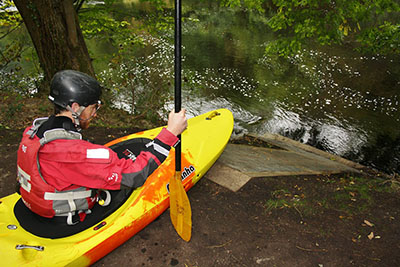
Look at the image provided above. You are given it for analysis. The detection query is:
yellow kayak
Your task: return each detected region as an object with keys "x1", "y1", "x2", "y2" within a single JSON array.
[{"x1": 0, "y1": 109, "x2": 233, "y2": 266}]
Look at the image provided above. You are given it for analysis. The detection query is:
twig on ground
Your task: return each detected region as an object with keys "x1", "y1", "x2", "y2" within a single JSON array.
[
  {"x1": 293, "y1": 206, "x2": 304, "y2": 221},
  {"x1": 296, "y1": 245, "x2": 328, "y2": 252},
  {"x1": 206, "y1": 240, "x2": 232, "y2": 248}
]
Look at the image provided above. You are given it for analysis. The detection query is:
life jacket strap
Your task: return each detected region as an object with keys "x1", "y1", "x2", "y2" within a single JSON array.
[
  {"x1": 17, "y1": 166, "x2": 31, "y2": 193},
  {"x1": 44, "y1": 190, "x2": 93, "y2": 201},
  {"x1": 66, "y1": 212, "x2": 78, "y2": 225},
  {"x1": 45, "y1": 190, "x2": 93, "y2": 225},
  {"x1": 45, "y1": 190, "x2": 111, "y2": 225},
  {"x1": 40, "y1": 129, "x2": 82, "y2": 145},
  {"x1": 97, "y1": 189, "x2": 111, "y2": 206},
  {"x1": 26, "y1": 117, "x2": 49, "y2": 138}
]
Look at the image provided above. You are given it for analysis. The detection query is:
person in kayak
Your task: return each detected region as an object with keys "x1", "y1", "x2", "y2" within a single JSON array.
[{"x1": 16, "y1": 70, "x2": 187, "y2": 225}]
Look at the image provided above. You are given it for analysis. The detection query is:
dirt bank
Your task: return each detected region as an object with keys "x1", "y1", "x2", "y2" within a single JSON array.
[{"x1": 1, "y1": 127, "x2": 399, "y2": 266}]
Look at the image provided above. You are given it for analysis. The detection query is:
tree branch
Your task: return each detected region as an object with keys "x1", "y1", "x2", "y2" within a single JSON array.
[{"x1": 0, "y1": 23, "x2": 22, "y2": 40}]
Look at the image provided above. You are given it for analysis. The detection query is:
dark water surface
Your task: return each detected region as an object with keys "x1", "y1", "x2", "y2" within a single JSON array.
[
  {"x1": 104, "y1": 1, "x2": 400, "y2": 174},
  {"x1": 2, "y1": 0, "x2": 400, "y2": 174}
]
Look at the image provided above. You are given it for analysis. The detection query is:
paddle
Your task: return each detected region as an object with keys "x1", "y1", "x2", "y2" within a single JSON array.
[{"x1": 169, "y1": 0, "x2": 192, "y2": 242}]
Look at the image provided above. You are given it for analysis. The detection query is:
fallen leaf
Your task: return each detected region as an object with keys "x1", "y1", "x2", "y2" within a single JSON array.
[
  {"x1": 364, "y1": 220, "x2": 374, "y2": 227},
  {"x1": 368, "y1": 232, "x2": 374, "y2": 240}
]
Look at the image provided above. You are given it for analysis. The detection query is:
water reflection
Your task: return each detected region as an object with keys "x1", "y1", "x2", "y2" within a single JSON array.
[
  {"x1": 99, "y1": 13, "x2": 399, "y2": 173},
  {"x1": 164, "y1": 94, "x2": 262, "y2": 137},
  {"x1": 166, "y1": 5, "x2": 400, "y2": 173}
]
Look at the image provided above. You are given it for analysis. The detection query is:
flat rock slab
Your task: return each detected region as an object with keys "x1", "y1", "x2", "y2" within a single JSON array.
[
  {"x1": 206, "y1": 133, "x2": 363, "y2": 192},
  {"x1": 205, "y1": 161, "x2": 252, "y2": 192}
]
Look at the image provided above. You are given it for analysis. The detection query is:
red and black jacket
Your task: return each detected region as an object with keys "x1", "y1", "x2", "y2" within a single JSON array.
[{"x1": 17, "y1": 116, "x2": 178, "y2": 221}]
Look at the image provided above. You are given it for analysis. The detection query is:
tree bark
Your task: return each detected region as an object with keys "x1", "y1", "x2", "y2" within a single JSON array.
[{"x1": 13, "y1": 0, "x2": 95, "y2": 94}]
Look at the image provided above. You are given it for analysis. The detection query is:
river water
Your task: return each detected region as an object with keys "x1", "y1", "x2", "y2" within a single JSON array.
[
  {"x1": 3, "y1": 0, "x2": 400, "y2": 174},
  {"x1": 95, "y1": 0, "x2": 399, "y2": 174}
]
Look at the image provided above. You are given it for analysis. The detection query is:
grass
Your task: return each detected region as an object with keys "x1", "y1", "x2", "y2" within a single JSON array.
[{"x1": 263, "y1": 174, "x2": 393, "y2": 218}]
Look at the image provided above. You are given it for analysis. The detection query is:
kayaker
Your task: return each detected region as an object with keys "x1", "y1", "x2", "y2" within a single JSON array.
[{"x1": 16, "y1": 69, "x2": 187, "y2": 225}]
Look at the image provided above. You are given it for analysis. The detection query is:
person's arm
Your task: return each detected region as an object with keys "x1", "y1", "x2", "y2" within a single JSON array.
[
  {"x1": 118, "y1": 128, "x2": 178, "y2": 188},
  {"x1": 119, "y1": 109, "x2": 187, "y2": 188}
]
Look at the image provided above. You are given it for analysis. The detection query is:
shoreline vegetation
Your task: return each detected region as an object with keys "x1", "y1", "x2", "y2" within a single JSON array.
[{"x1": 0, "y1": 92, "x2": 164, "y2": 130}]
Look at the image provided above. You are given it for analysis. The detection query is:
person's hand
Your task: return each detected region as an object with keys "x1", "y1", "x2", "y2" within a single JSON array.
[{"x1": 166, "y1": 109, "x2": 188, "y2": 136}]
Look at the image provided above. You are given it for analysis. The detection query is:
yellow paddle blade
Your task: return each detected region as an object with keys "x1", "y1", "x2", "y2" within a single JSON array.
[{"x1": 169, "y1": 171, "x2": 192, "y2": 242}]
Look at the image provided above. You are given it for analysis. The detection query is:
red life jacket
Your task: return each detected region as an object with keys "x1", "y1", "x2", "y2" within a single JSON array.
[{"x1": 17, "y1": 118, "x2": 97, "y2": 224}]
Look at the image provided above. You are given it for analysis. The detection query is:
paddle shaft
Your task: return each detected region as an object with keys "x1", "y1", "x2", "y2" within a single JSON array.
[
  {"x1": 170, "y1": 1, "x2": 192, "y2": 242},
  {"x1": 174, "y1": 0, "x2": 182, "y2": 172}
]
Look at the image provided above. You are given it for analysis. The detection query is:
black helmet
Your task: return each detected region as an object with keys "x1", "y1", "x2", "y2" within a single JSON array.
[{"x1": 49, "y1": 70, "x2": 102, "y2": 108}]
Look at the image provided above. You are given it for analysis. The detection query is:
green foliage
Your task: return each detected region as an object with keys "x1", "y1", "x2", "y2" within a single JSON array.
[
  {"x1": 0, "y1": 1, "x2": 24, "y2": 69},
  {"x1": 80, "y1": 13, "x2": 130, "y2": 38},
  {"x1": 221, "y1": 0, "x2": 400, "y2": 57},
  {"x1": 220, "y1": 0, "x2": 265, "y2": 12},
  {"x1": 0, "y1": 91, "x2": 24, "y2": 128},
  {"x1": 140, "y1": 0, "x2": 168, "y2": 11},
  {"x1": 0, "y1": 40, "x2": 23, "y2": 69},
  {"x1": 0, "y1": 0, "x2": 22, "y2": 26},
  {"x1": 357, "y1": 21, "x2": 400, "y2": 54},
  {"x1": 1, "y1": 0, "x2": 171, "y2": 125},
  {"x1": 76, "y1": 1, "x2": 172, "y2": 123},
  {"x1": 78, "y1": 3, "x2": 134, "y2": 41},
  {"x1": 133, "y1": 0, "x2": 175, "y2": 33}
]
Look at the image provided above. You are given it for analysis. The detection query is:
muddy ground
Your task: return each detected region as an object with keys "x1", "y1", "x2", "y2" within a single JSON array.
[{"x1": 1, "y1": 127, "x2": 400, "y2": 266}]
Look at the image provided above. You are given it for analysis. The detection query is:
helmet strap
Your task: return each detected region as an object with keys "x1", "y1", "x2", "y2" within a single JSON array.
[{"x1": 66, "y1": 105, "x2": 86, "y2": 132}]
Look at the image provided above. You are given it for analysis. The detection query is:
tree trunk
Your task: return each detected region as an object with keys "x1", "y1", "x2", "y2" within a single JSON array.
[{"x1": 13, "y1": 0, "x2": 95, "y2": 94}]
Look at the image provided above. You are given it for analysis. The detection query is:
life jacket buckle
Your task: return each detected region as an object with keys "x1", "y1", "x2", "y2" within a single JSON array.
[{"x1": 97, "y1": 190, "x2": 111, "y2": 206}]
